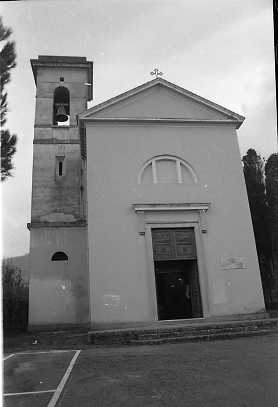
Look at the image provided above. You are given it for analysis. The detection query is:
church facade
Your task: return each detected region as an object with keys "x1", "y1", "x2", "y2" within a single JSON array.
[{"x1": 28, "y1": 55, "x2": 265, "y2": 328}]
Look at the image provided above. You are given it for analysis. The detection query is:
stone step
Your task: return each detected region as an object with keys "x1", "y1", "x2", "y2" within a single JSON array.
[
  {"x1": 88, "y1": 317, "x2": 278, "y2": 345},
  {"x1": 136, "y1": 321, "x2": 278, "y2": 340},
  {"x1": 130, "y1": 328, "x2": 276, "y2": 346}
]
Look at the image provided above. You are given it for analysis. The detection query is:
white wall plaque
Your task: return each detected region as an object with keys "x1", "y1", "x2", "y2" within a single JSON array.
[
  {"x1": 221, "y1": 257, "x2": 246, "y2": 270},
  {"x1": 103, "y1": 294, "x2": 121, "y2": 308}
]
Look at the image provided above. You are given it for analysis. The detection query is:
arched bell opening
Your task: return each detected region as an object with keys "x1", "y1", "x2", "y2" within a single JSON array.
[
  {"x1": 53, "y1": 86, "x2": 70, "y2": 126},
  {"x1": 51, "y1": 251, "x2": 68, "y2": 261}
]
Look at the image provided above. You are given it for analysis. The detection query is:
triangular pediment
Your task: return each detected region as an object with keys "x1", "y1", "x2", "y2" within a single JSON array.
[{"x1": 79, "y1": 78, "x2": 244, "y2": 126}]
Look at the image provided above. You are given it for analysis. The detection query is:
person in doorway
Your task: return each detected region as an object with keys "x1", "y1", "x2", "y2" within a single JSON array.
[{"x1": 184, "y1": 283, "x2": 192, "y2": 317}]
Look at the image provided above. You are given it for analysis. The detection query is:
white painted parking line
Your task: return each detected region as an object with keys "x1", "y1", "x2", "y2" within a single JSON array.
[
  {"x1": 4, "y1": 389, "x2": 56, "y2": 396},
  {"x1": 4, "y1": 354, "x2": 15, "y2": 361},
  {"x1": 47, "y1": 350, "x2": 81, "y2": 407},
  {"x1": 14, "y1": 350, "x2": 77, "y2": 355}
]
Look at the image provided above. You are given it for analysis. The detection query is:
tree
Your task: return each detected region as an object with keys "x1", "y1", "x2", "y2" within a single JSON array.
[
  {"x1": 242, "y1": 149, "x2": 271, "y2": 254},
  {"x1": 265, "y1": 154, "x2": 278, "y2": 305},
  {"x1": 0, "y1": 16, "x2": 17, "y2": 181},
  {"x1": 242, "y1": 149, "x2": 273, "y2": 308},
  {"x1": 265, "y1": 153, "x2": 278, "y2": 208},
  {"x1": 2, "y1": 259, "x2": 29, "y2": 333}
]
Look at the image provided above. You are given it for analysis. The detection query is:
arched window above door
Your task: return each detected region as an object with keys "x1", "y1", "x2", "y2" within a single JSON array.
[{"x1": 138, "y1": 155, "x2": 198, "y2": 184}]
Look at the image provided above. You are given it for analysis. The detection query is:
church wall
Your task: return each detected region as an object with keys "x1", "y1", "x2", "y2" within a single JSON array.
[
  {"x1": 28, "y1": 227, "x2": 89, "y2": 326},
  {"x1": 37, "y1": 79, "x2": 88, "y2": 100},
  {"x1": 34, "y1": 98, "x2": 87, "y2": 127},
  {"x1": 91, "y1": 86, "x2": 231, "y2": 120},
  {"x1": 34, "y1": 98, "x2": 53, "y2": 126},
  {"x1": 35, "y1": 68, "x2": 88, "y2": 127},
  {"x1": 37, "y1": 68, "x2": 88, "y2": 85},
  {"x1": 33, "y1": 127, "x2": 80, "y2": 142},
  {"x1": 31, "y1": 143, "x2": 82, "y2": 222},
  {"x1": 86, "y1": 122, "x2": 265, "y2": 324},
  {"x1": 28, "y1": 56, "x2": 92, "y2": 328}
]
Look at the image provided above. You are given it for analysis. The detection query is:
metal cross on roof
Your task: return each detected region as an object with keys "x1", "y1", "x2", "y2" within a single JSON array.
[{"x1": 150, "y1": 68, "x2": 163, "y2": 78}]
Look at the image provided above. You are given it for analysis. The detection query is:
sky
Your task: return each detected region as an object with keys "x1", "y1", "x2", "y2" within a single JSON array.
[{"x1": 1, "y1": 0, "x2": 277, "y2": 258}]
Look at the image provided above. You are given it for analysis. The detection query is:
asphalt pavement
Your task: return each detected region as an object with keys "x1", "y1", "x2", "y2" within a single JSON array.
[
  {"x1": 59, "y1": 334, "x2": 278, "y2": 407},
  {"x1": 4, "y1": 334, "x2": 278, "y2": 407}
]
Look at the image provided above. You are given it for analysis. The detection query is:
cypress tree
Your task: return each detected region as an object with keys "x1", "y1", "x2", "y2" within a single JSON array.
[
  {"x1": 0, "y1": 16, "x2": 17, "y2": 181},
  {"x1": 243, "y1": 149, "x2": 273, "y2": 308}
]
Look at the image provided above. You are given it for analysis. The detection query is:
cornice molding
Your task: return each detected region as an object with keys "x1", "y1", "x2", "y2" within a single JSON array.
[
  {"x1": 133, "y1": 203, "x2": 211, "y2": 234},
  {"x1": 33, "y1": 139, "x2": 80, "y2": 144},
  {"x1": 82, "y1": 118, "x2": 241, "y2": 128},
  {"x1": 133, "y1": 203, "x2": 210, "y2": 212},
  {"x1": 27, "y1": 221, "x2": 87, "y2": 230},
  {"x1": 34, "y1": 125, "x2": 78, "y2": 128},
  {"x1": 30, "y1": 56, "x2": 93, "y2": 100}
]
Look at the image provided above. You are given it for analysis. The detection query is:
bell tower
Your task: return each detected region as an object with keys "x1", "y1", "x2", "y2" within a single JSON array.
[{"x1": 28, "y1": 56, "x2": 93, "y2": 328}]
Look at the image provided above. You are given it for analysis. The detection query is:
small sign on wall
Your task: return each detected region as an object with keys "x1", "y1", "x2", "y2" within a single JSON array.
[
  {"x1": 103, "y1": 294, "x2": 121, "y2": 308},
  {"x1": 221, "y1": 257, "x2": 247, "y2": 270}
]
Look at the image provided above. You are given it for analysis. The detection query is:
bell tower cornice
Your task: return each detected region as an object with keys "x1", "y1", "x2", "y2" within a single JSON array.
[
  {"x1": 31, "y1": 55, "x2": 93, "y2": 101},
  {"x1": 31, "y1": 55, "x2": 93, "y2": 128}
]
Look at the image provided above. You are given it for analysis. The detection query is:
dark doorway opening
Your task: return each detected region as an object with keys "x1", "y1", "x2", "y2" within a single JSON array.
[
  {"x1": 155, "y1": 260, "x2": 202, "y2": 320},
  {"x1": 152, "y1": 228, "x2": 203, "y2": 320}
]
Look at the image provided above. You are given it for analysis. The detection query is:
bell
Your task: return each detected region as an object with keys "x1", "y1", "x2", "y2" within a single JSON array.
[{"x1": 55, "y1": 104, "x2": 68, "y2": 122}]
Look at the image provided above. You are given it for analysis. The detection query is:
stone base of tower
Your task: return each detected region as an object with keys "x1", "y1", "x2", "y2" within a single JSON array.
[{"x1": 28, "y1": 224, "x2": 89, "y2": 327}]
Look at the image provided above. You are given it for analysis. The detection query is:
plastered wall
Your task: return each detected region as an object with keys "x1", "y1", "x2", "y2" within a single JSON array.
[
  {"x1": 29, "y1": 227, "x2": 89, "y2": 326},
  {"x1": 35, "y1": 68, "x2": 88, "y2": 126},
  {"x1": 29, "y1": 60, "x2": 90, "y2": 327},
  {"x1": 91, "y1": 86, "x2": 230, "y2": 120},
  {"x1": 31, "y1": 143, "x2": 82, "y2": 222},
  {"x1": 31, "y1": 63, "x2": 88, "y2": 222},
  {"x1": 86, "y1": 122, "x2": 265, "y2": 324}
]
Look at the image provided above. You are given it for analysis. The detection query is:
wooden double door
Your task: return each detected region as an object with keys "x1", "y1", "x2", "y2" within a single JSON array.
[{"x1": 152, "y1": 228, "x2": 203, "y2": 320}]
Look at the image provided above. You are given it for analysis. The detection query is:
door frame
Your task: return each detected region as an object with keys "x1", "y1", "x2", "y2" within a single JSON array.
[{"x1": 145, "y1": 222, "x2": 210, "y2": 321}]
